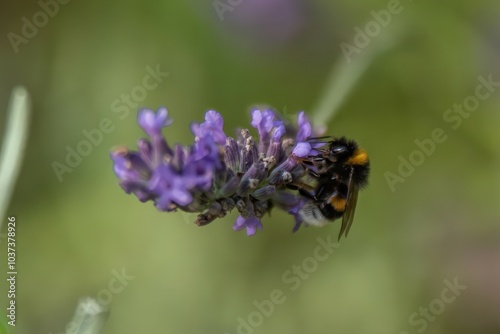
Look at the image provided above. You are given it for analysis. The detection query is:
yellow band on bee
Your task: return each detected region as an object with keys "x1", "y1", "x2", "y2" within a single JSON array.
[
  {"x1": 347, "y1": 148, "x2": 369, "y2": 165},
  {"x1": 330, "y1": 196, "x2": 347, "y2": 211}
]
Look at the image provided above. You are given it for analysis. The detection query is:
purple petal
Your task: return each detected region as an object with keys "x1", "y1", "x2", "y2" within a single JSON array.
[
  {"x1": 250, "y1": 109, "x2": 263, "y2": 128},
  {"x1": 205, "y1": 109, "x2": 224, "y2": 126},
  {"x1": 184, "y1": 136, "x2": 220, "y2": 189},
  {"x1": 252, "y1": 109, "x2": 277, "y2": 153},
  {"x1": 148, "y1": 165, "x2": 194, "y2": 211},
  {"x1": 232, "y1": 215, "x2": 263, "y2": 236},
  {"x1": 191, "y1": 110, "x2": 227, "y2": 145},
  {"x1": 251, "y1": 109, "x2": 275, "y2": 133},
  {"x1": 170, "y1": 188, "x2": 193, "y2": 206},
  {"x1": 289, "y1": 198, "x2": 305, "y2": 232},
  {"x1": 138, "y1": 107, "x2": 173, "y2": 137},
  {"x1": 292, "y1": 216, "x2": 303, "y2": 233},
  {"x1": 296, "y1": 111, "x2": 312, "y2": 142},
  {"x1": 273, "y1": 123, "x2": 286, "y2": 141},
  {"x1": 111, "y1": 148, "x2": 150, "y2": 181},
  {"x1": 246, "y1": 224, "x2": 257, "y2": 236},
  {"x1": 273, "y1": 191, "x2": 300, "y2": 207},
  {"x1": 292, "y1": 142, "x2": 311, "y2": 157},
  {"x1": 233, "y1": 215, "x2": 247, "y2": 230}
]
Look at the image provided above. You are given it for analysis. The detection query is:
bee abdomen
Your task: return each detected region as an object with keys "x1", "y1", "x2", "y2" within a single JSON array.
[{"x1": 299, "y1": 201, "x2": 343, "y2": 227}]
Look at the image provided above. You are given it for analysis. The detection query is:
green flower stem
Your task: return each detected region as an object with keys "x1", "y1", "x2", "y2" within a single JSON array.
[
  {"x1": 0, "y1": 86, "x2": 31, "y2": 227},
  {"x1": 311, "y1": 39, "x2": 394, "y2": 126}
]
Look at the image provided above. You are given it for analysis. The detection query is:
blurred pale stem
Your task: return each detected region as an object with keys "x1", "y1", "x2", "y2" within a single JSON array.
[
  {"x1": 311, "y1": 40, "x2": 393, "y2": 126},
  {"x1": 68, "y1": 298, "x2": 110, "y2": 334},
  {"x1": 0, "y1": 86, "x2": 31, "y2": 226}
]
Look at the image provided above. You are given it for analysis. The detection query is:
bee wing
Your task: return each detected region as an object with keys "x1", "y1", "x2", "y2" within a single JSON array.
[{"x1": 338, "y1": 168, "x2": 359, "y2": 240}]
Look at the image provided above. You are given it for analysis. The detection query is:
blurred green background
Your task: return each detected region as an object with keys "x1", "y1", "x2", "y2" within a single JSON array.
[{"x1": 1, "y1": 0, "x2": 500, "y2": 333}]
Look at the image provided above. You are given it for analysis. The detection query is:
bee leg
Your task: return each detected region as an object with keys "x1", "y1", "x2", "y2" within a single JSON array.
[
  {"x1": 304, "y1": 167, "x2": 321, "y2": 178},
  {"x1": 298, "y1": 188, "x2": 317, "y2": 200},
  {"x1": 293, "y1": 158, "x2": 322, "y2": 178},
  {"x1": 308, "y1": 156, "x2": 325, "y2": 162},
  {"x1": 286, "y1": 183, "x2": 317, "y2": 200}
]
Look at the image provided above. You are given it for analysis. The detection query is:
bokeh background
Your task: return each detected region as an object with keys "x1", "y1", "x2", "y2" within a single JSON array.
[{"x1": 1, "y1": 0, "x2": 500, "y2": 333}]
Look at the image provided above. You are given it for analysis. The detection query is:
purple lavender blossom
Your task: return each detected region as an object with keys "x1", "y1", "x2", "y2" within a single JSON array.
[
  {"x1": 296, "y1": 111, "x2": 312, "y2": 142},
  {"x1": 110, "y1": 106, "x2": 323, "y2": 236},
  {"x1": 233, "y1": 215, "x2": 263, "y2": 236},
  {"x1": 191, "y1": 110, "x2": 227, "y2": 145},
  {"x1": 138, "y1": 107, "x2": 173, "y2": 137}
]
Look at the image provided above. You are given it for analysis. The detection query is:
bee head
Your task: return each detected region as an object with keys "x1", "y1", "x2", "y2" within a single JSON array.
[
  {"x1": 327, "y1": 137, "x2": 370, "y2": 168},
  {"x1": 327, "y1": 137, "x2": 358, "y2": 163}
]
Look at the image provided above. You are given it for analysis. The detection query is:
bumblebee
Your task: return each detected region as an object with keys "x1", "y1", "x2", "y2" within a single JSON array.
[{"x1": 294, "y1": 137, "x2": 370, "y2": 240}]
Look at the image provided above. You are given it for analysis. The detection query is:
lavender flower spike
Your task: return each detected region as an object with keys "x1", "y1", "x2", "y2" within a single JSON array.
[{"x1": 110, "y1": 106, "x2": 323, "y2": 236}]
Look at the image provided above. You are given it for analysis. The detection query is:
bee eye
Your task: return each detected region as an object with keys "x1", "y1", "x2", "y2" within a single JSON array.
[{"x1": 331, "y1": 146, "x2": 347, "y2": 154}]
